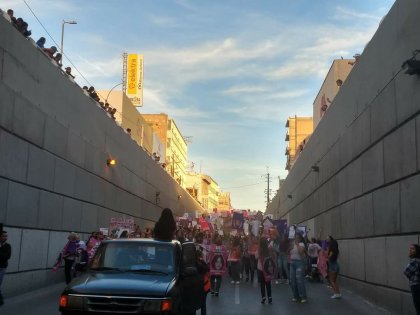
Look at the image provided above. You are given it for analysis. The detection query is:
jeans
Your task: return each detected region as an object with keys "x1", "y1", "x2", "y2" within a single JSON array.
[
  {"x1": 290, "y1": 259, "x2": 307, "y2": 300},
  {"x1": 278, "y1": 253, "x2": 289, "y2": 280},
  {"x1": 411, "y1": 284, "x2": 420, "y2": 315},
  {"x1": 0, "y1": 268, "x2": 5, "y2": 301}
]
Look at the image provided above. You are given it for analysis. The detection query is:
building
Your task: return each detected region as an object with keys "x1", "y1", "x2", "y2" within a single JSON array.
[
  {"x1": 313, "y1": 59, "x2": 354, "y2": 129},
  {"x1": 185, "y1": 172, "x2": 220, "y2": 212},
  {"x1": 142, "y1": 114, "x2": 188, "y2": 187},
  {"x1": 98, "y1": 90, "x2": 155, "y2": 154},
  {"x1": 218, "y1": 191, "x2": 231, "y2": 211},
  {"x1": 285, "y1": 116, "x2": 313, "y2": 170}
]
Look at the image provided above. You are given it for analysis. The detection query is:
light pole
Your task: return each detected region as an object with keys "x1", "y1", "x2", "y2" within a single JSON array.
[
  {"x1": 105, "y1": 82, "x2": 124, "y2": 104},
  {"x1": 61, "y1": 20, "x2": 77, "y2": 56}
]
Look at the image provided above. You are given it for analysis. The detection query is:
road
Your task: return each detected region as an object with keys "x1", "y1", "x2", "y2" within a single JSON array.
[{"x1": 0, "y1": 277, "x2": 390, "y2": 314}]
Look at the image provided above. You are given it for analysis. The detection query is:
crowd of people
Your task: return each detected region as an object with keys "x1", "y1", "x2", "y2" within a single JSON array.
[{"x1": 0, "y1": 7, "x2": 126, "y2": 130}]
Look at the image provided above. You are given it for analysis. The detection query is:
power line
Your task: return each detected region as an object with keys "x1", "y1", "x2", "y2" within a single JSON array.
[
  {"x1": 220, "y1": 182, "x2": 264, "y2": 190},
  {"x1": 23, "y1": 0, "x2": 96, "y2": 90}
]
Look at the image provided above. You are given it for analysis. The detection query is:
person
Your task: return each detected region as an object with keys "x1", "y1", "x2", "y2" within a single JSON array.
[
  {"x1": 53, "y1": 53, "x2": 62, "y2": 66},
  {"x1": 86, "y1": 231, "x2": 101, "y2": 262},
  {"x1": 0, "y1": 230, "x2": 11, "y2": 306},
  {"x1": 197, "y1": 250, "x2": 210, "y2": 315},
  {"x1": 153, "y1": 208, "x2": 176, "y2": 241},
  {"x1": 278, "y1": 234, "x2": 290, "y2": 284},
  {"x1": 404, "y1": 244, "x2": 420, "y2": 314},
  {"x1": 241, "y1": 236, "x2": 251, "y2": 282},
  {"x1": 65, "y1": 67, "x2": 75, "y2": 79},
  {"x1": 63, "y1": 233, "x2": 78, "y2": 284},
  {"x1": 36, "y1": 37, "x2": 46, "y2": 48},
  {"x1": 308, "y1": 238, "x2": 321, "y2": 274},
  {"x1": 248, "y1": 235, "x2": 259, "y2": 283},
  {"x1": 255, "y1": 237, "x2": 272, "y2": 304},
  {"x1": 289, "y1": 234, "x2": 308, "y2": 303},
  {"x1": 328, "y1": 235, "x2": 341, "y2": 299},
  {"x1": 209, "y1": 235, "x2": 226, "y2": 296},
  {"x1": 6, "y1": 9, "x2": 16, "y2": 24},
  {"x1": 227, "y1": 236, "x2": 241, "y2": 284},
  {"x1": 43, "y1": 46, "x2": 57, "y2": 58}
]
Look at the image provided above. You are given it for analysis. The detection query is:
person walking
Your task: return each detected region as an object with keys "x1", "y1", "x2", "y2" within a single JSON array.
[
  {"x1": 289, "y1": 234, "x2": 308, "y2": 303},
  {"x1": 63, "y1": 233, "x2": 78, "y2": 284},
  {"x1": 255, "y1": 237, "x2": 273, "y2": 304},
  {"x1": 404, "y1": 244, "x2": 420, "y2": 314},
  {"x1": 209, "y1": 235, "x2": 227, "y2": 296},
  {"x1": 328, "y1": 236, "x2": 341, "y2": 299},
  {"x1": 197, "y1": 250, "x2": 210, "y2": 315},
  {"x1": 228, "y1": 236, "x2": 241, "y2": 284},
  {"x1": 278, "y1": 234, "x2": 290, "y2": 284},
  {"x1": 0, "y1": 230, "x2": 11, "y2": 306}
]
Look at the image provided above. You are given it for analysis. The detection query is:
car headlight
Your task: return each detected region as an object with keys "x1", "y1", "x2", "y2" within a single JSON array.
[
  {"x1": 67, "y1": 295, "x2": 84, "y2": 310},
  {"x1": 143, "y1": 299, "x2": 171, "y2": 312}
]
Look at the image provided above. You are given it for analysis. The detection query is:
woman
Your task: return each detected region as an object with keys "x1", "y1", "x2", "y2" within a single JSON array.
[
  {"x1": 289, "y1": 234, "x2": 307, "y2": 303},
  {"x1": 63, "y1": 233, "x2": 78, "y2": 284},
  {"x1": 255, "y1": 238, "x2": 272, "y2": 304},
  {"x1": 154, "y1": 208, "x2": 176, "y2": 241},
  {"x1": 227, "y1": 236, "x2": 241, "y2": 284},
  {"x1": 210, "y1": 235, "x2": 227, "y2": 296},
  {"x1": 86, "y1": 231, "x2": 101, "y2": 262},
  {"x1": 328, "y1": 236, "x2": 341, "y2": 299},
  {"x1": 197, "y1": 251, "x2": 210, "y2": 315},
  {"x1": 404, "y1": 244, "x2": 420, "y2": 314}
]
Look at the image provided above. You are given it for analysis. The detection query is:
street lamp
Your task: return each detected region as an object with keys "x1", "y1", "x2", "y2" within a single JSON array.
[
  {"x1": 105, "y1": 82, "x2": 124, "y2": 103},
  {"x1": 61, "y1": 20, "x2": 77, "y2": 56}
]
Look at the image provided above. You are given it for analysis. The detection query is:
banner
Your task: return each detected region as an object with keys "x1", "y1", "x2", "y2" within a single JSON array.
[
  {"x1": 126, "y1": 54, "x2": 144, "y2": 106},
  {"x1": 209, "y1": 245, "x2": 227, "y2": 276},
  {"x1": 261, "y1": 251, "x2": 278, "y2": 282},
  {"x1": 109, "y1": 217, "x2": 135, "y2": 238},
  {"x1": 273, "y1": 219, "x2": 288, "y2": 236},
  {"x1": 232, "y1": 212, "x2": 244, "y2": 230}
]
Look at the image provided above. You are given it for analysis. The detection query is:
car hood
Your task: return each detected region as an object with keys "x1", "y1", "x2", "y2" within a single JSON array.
[{"x1": 66, "y1": 271, "x2": 175, "y2": 297}]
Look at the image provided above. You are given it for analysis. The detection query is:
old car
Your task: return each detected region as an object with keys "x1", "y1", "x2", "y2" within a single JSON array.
[{"x1": 59, "y1": 239, "x2": 202, "y2": 314}]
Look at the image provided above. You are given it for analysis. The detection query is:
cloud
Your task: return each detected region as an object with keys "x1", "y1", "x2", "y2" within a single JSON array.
[
  {"x1": 148, "y1": 15, "x2": 178, "y2": 28},
  {"x1": 334, "y1": 6, "x2": 381, "y2": 21},
  {"x1": 222, "y1": 85, "x2": 270, "y2": 95}
]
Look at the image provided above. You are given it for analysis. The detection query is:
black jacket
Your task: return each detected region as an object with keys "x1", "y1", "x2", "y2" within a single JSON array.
[{"x1": 0, "y1": 242, "x2": 11, "y2": 268}]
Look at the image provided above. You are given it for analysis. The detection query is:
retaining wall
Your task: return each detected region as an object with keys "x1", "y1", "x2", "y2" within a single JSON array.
[{"x1": 267, "y1": 1, "x2": 420, "y2": 314}]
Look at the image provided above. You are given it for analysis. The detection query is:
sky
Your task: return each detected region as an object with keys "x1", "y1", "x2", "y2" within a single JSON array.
[{"x1": 3, "y1": 0, "x2": 395, "y2": 211}]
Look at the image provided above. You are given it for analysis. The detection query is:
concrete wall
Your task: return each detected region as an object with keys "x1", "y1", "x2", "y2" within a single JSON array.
[
  {"x1": 267, "y1": 1, "x2": 420, "y2": 314},
  {"x1": 0, "y1": 15, "x2": 204, "y2": 297}
]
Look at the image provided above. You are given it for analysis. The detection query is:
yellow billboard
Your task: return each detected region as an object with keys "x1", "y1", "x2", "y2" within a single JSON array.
[{"x1": 126, "y1": 54, "x2": 144, "y2": 106}]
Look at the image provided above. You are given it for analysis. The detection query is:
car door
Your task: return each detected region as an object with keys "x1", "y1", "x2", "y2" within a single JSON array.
[{"x1": 179, "y1": 242, "x2": 202, "y2": 314}]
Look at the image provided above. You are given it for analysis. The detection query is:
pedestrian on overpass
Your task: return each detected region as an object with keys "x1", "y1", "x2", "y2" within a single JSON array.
[
  {"x1": 404, "y1": 244, "x2": 420, "y2": 314},
  {"x1": 0, "y1": 230, "x2": 12, "y2": 306}
]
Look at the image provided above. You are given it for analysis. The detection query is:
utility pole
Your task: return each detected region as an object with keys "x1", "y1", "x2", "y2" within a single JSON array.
[{"x1": 262, "y1": 166, "x2": 272, "y2": 209}]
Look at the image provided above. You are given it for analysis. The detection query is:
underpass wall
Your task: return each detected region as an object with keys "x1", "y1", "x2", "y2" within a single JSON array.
[
  {"x1": 267, "y1": 1, "x2": 420, "y2": 314},
  {"x1": 0, "y1": 15, "x2": 203, "y2": 297}
]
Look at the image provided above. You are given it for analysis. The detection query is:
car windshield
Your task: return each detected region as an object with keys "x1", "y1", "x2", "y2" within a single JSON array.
[{"x1": 90, "y1": 242, "x2": 175, "y2": 275}]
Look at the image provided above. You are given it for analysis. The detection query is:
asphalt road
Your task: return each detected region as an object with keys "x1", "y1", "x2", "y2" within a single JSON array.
[{"x1": 0, "y1": 277, "x2": 391, "y2": 315}]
